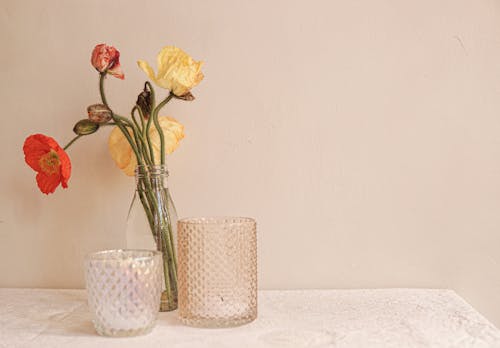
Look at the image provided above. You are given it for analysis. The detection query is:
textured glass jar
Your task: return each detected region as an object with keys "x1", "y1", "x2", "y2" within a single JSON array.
[
  {"x1": 126, "y1": 165, "x2": 178, "y2": 312},
  {"x1": 84, "y1": 250, "x2": 163, "y2": 337},
  {"x1": 178, "y1": 217, "x2": 257, "y2": 327}
]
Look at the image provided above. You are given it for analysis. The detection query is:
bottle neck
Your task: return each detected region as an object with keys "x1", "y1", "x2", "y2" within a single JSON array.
[{"x1": 134, "y1": 165, "x2": 169, "y2": 190}]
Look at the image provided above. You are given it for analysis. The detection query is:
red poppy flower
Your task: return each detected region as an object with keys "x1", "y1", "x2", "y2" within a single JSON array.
[
  {"x1": 91, "y1": 44, "x2": 125, "y2": 79},
  {"x1": 23, "y1": 134, "x2": 72, "y2": 195}
]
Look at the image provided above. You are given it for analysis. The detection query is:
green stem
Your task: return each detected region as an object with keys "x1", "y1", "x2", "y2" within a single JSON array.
[
  {"x1": 163, "y1": 229, "x2": 172, "y2": 301},
  {"x1": 136, "y1": 106, "x2": 155, "y2": 165},
  {"x1": 62, "y1": 115, "x2": 116, "y2": 152},
  {"x1": 145, "y1": 115, "x2": 155, "y2": 162},
  {"x1": 163, "y1": 192, "x2": 177, "y2": 279},
  {"x1": 99, "y1": 73, "x2": 177, "y2": 305},
  {"x1": 144, "y1": 83, "x2": 157, "y2": 163},
  {"x1": 134, "y1": 105, "x2": 146, "y2": 133},
  {"x1": 151, "y1": 93, "x2": 174, "y2": 165},
  {"x1": 97, "y1": 73, "x2": 160, "y2": 248},
  {"x1": 63, "y1": 135, "x2": 82, "y2": 150},
  {"x1": 98, "y1": 73, "x2": 142, "y2": 163},
  {"x1": 137, "y1": 188, "x2": 155, "y2": 234},
  {"x1": 145, "y1": 81, "x2": 156, "y2": 113},
  {"x1": 131, "y1": 107, "x2": 154, "y2": 166},
  {"x1": 164, "y1": 222, "x2": 177, "y2": 286},
  {"x1": 99, "y1": 73, "x2": 108, "y2": 106},
  {"x1": 131, "y1": 106, "x2": 143, "y2": 132}
]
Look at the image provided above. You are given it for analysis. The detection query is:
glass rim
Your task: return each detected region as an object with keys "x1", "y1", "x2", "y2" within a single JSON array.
[
  {"x1": 134, "y1": 164, "x2": 169, "y2": 176},
  {"x1": 178, "y1": 216, "x2": 256, "y2": 225},
  {"x1": 85, "y1": 249, "x2": 161, "y2": 262}
]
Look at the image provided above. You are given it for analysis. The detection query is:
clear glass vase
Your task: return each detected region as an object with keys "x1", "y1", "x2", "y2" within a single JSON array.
[
  {"x1": 178, "y1": 217, "x2": 257, "y2": 327},
  {"x1": 126, "y1": 165, "x2": 178, "y2": 312}
]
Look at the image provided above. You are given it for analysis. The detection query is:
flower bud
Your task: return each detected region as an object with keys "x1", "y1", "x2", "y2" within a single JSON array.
[
  {"x1": 73, "y1": 119, "x2": 99, "y2": 135},
  {"x1": 91, "y1": 44, "x2": 124, "y2": 80},
  {"x1": 87, "y1": 104, "x2": 112, "y2": 124},
  {"x1": 136, "y1": 89, "x2": 152, "y2": 118}
]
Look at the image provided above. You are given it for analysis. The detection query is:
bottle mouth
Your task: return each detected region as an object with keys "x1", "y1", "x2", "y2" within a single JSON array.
[{"x1": 135, "y1": 164, "x2": 169, "y2": 178}]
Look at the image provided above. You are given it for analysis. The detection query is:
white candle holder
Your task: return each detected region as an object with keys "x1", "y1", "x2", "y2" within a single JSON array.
[{"x1": 84, "y1": 249, "x2": 163, "y2": 337}]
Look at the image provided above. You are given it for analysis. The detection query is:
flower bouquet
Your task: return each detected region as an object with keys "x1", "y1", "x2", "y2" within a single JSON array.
[{"x1": 23, "y1": 44, "x2": 204, "y2": 311}]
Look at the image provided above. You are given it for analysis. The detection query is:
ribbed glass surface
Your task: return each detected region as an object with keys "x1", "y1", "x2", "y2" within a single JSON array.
[
  {"x1": 84, "y1": 249, "x2": 163, "y2": 336},
  {"x1": 178, "y1": 217, "x2": 257, "y2": 328}
]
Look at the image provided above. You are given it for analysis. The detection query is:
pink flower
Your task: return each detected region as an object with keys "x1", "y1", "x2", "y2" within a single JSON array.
[{"x1": 91, "y1": 44, "x2": 124, "y2": 79}]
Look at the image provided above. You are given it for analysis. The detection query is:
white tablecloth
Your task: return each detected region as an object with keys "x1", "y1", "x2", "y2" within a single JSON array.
[{"x1": 0, "y1": 288, "x2": 499, "y2": 348}]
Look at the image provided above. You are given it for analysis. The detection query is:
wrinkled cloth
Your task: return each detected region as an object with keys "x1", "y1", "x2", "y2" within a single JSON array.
[{"x1": 0, "y1": 288, "x2": 499, "y2": 348}]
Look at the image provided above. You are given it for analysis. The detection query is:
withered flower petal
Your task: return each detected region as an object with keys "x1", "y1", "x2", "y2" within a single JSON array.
[
  {"x1": 136, "y1": 90, "x2": 152, "y2": 118},
  {"x1": 137, "y1": 46, "x2": 203, "y2": 96},
  {"x1": 91, "y1": 44, "x2": 124, "y2": 80},
  {"x1": 175, "y1": 91, "x2": 195, "y2": 101}
]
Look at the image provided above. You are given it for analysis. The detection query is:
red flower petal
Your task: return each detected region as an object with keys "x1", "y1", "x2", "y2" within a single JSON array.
[
  {"x1": 108, "y1": 62, "x2": 125, "y2": 80},
  {"x1": 23, "y1": 134, "x2": 57, "y2": 171},
  {"x1": 36, "y1": 172, "x2": 62, "y2": 195},
  {"x1": 91, "y1": 44, "x2": 124, "y2": 79},
  {"x1": 91, "y1": 44, "x2": 107, "y2": 72},
  {"x1": 24, "y1": 134, "x2": 71, "y2": 194},
  {"x1": 56, "y1": 147, "x2": 71, "y2": 188}
]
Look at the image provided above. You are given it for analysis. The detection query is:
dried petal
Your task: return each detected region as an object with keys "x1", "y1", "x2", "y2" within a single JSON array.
[
  {"x1": 175, "y1": 91, "x2": 195, "y2": 101},
  {"x1": 136, "y1": 90, "x2": 152, "y2": 118},
  {"x1": 137, "y1": 46, "x2": 203, "y2": 96}
]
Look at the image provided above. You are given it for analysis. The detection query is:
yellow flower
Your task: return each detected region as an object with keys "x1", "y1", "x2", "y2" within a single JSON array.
[
  {"x1": 108, "y1": 116, "x2": 185, "y2": 176},
  {"x1": 137, "y1": 46, "x2": 204, "y2": 96}
]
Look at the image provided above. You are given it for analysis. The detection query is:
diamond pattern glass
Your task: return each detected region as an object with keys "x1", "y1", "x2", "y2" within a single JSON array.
[
  {"x1": 178, "y1": 217, "x2": 257, "y2": 328},
  {"x1": 84, "y1": 249, "x2": 163, "y2": 337}
]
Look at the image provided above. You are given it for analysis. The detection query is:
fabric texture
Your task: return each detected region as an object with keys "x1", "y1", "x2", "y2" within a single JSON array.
[{"x1": 0, "y1": 288, "x2": 499, "y2": 347}]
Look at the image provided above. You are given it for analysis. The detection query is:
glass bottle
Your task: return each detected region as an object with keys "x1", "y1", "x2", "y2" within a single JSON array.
[{"x1": 126, "y1": 165, "x2": 178, "y2": 311}]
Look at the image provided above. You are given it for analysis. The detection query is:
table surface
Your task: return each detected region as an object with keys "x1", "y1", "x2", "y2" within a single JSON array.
[{"x1": 1, "y1": 288, "x2": 499, "y2": 348}]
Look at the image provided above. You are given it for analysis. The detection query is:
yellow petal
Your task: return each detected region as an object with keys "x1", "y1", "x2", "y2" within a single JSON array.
[
  {"x1": 108, "y1": 126, "x2": 135, "y2": 176},
  {"x1": 122, "y1": 155, "x2": 137, "y2": 176},
  {"x1": 137, "y1": 60, "x2": 156, "y2": 81},
  {"x1": 160, "y1": 116, "x2": 185, "y2": 141},
  {"x1": 138, "y1": 58, "x2": 171, "y2": 90},
  {"x1": 148, "y1": 116, "x2": 185, "y2": 155},
  {"x1": 156, "y1": 46, "x2": 173, "y2": 77},
  {"x1": 108, "y1": 117, "x2": 185, "y2": 175},
  {"x1": 140, "y1": 46, "x2": 204, "y2": 94}
]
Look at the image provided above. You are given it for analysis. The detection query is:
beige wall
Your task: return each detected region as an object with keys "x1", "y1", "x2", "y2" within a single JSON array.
[{"x1": 1, "y1": 0, "x2": 500, "y2": 326}]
